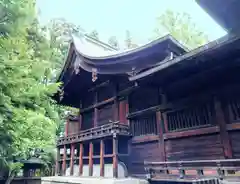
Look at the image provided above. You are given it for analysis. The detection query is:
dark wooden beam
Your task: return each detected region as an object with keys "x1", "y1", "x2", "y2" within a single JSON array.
[
  {"x1": 79, "y1": 143, "x2": 83, "y2": 176},
  {"x1": 214, "y1": 97, "x2": 233, "y2": 159},
  {"x1": 100, "y1": 140, "x2": 105, "y2": 177},
  {"x1": 88, "y1": 80, "x2": 110, "y2": 92},
  {"x1": 164, "y1": 126, "x2": 219, "y2": 140},
  {"x1": 113, "y1": 136, "x2": 118, "y2": 178},
  {"x1": 80, "y1": 97, "x2": 115, "y2": 113},
  {"x1": 70, "y1": 144, "x2": 75, "y2": 175},
  {"x1": 227, "y1": 122, "x2": 240, "y2": 131},
  {"x1": 89, "y1": 142, "x2": 93, "y2": 176},
  {"x1": 131, "y1": 135, "x2": 159, "y2": 144}
]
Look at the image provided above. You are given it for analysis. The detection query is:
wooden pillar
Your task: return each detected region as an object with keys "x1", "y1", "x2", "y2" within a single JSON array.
[
  {"x1": 125, "y1": 97, "x2": 130, "y2": 125},
  {"x1": 114, "y1": 99, "x2": 118, "y2": 122},
  {"x1": 94, "y1": 108, "x2": 98, "y2": 127},
  {"x1": 79, "y1": 113, "x2": 82, "y2": 131},
  {"x1": 94, "y1": 91, "x2": 98, "y2": 127},
  {"x1": 100, "y1": 140, "x2": 105, "y2": 177},
  {"x1": 79, "y1": 143, "x2": 83, "y2": 176},
  {"x1": 113, "y1": 135, "x2": 118, "y2": 178},
  {"x1": 161, "y1": 94, "x2": 168, "y2": 133},
  {"x1": 62, "y1": 118, "x2": 69, "y2": 176},
  {"x1": 62, "y1": 145, "x2": 67, "y2": 175},
  {"x1": 55, "y1": 147, "x2": 60, "y2": 175},
  {"x1": 119, "y1": 99, "x2": 128, "y2": 124},
  {"x1": 65, "y1": 120, "x2": 69, "y2": 136},
  {"x1": 156, "y1": 111, "x2": 166, "y2": 161},
  {"x1": 70, "y1": 144, "x2": 75, "y2": 175},
  {"x1": 114, "y1": 85, "x2": 118, "y2": 122},
  {"x1": 89, "y1": 142, "x2": 93, "y2": 176},
  {"x1": 214, "y1": 97, "x2": 233, "y2": 158}
]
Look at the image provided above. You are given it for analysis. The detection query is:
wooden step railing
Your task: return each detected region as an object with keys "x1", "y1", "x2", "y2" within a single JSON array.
[
  {"x1": 144, "y1": 159, "x2": 240, "y2": 181},
  {"x1": 57, "y1": 121, "x2": 130, "y2": 145}
]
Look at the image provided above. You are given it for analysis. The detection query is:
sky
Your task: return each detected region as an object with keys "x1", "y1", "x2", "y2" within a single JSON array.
[{"x1": 37, "y1": 0, "x2": 226, "y2": 45}]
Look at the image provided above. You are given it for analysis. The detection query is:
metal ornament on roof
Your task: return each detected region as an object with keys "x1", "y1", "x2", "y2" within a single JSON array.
[
  {"x1": 127, "y1": 67, "x2": 137, "y2": 77},
  {"x1": 92, "y1": 68, "x2": 98, "y2": 82}
]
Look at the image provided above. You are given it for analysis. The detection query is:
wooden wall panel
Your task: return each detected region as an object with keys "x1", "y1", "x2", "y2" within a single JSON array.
[
  {"x1": 129, "y1": 141, "x2": 161, "y2": 175},
  {"x1": 130, "y1": 141, "x2": 161, "y2": 162},
  {"x1": 229, "y1": 131, "x2": 240, "y2": 158},
  {"x1": 82, "y1": 111, "x2": 93, "y2": 130},
  {"x1": 98, "y1": 103, "x2": 114, "y2": 125},
  {"x1": 67, "y1": 121, "x2": 79, "y2": 135},
  {"x1": 165, "y1": 134, "x2": 224, "y2": 161},
  {"x1": 129, "y1": 88, "x2": 158, "y2": 112}
]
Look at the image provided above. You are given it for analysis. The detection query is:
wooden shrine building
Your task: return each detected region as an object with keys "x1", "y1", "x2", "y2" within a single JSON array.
[{"x1": 54, "y1": 6, "x2": 240, "y2": 181}]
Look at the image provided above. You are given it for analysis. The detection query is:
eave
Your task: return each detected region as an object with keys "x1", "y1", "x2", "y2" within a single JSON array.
[
  {"x1": 196, "y1": 0, "x2": 240, "y2": 34},
  {"x1": 129, "y1": 34, "x2": 240, "y2": 82}
]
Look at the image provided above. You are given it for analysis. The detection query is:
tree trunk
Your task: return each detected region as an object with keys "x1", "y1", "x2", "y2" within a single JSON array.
[{"x1": 5, "y1": 174, "x2": 14, "y2": 184}]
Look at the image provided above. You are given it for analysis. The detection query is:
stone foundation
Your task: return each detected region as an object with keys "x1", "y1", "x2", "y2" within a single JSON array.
[{"x1": 41, "y1": 176, "x2": 149, "y2": 184}]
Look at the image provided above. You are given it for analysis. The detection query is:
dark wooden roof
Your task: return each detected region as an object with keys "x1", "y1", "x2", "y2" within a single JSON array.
[
  {"x1": 55, "y1": 32, "x2": 240, "y2": 108},
  {"x1": 129, "y1": 34, "x2": 240, "y2": 81},
  {"x1": 55, "y1": 35, "x2": 187, "y2": 107},
  {"x1": 196, "y1": 0, "x2": 240, "y2": 33}
]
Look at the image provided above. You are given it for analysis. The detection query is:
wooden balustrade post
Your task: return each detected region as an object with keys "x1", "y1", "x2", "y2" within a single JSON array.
[
  {"x1": 79, "y1": 143, "x2": 83, "y2": 176},
  {"x1": 70, "y1": 144, "x2": 75, "y2": 175},
  {"x1": 62, "y1": 145, "x2": 67, "y2": 176},
  {"x1": 214, "y1": 97, "x2": 233, "y2": 158},
  {"x1": 89, "y1": 142, "x2": 93, "y2": 176},
  {"x1": 100, "y1": 140, "x2": 105, "y2": 177},
  {"x1": 113, "y1": 134, "x2": 118, "y2": 178}
]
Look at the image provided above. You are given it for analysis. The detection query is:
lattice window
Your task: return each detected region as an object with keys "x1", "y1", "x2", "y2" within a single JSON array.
[
  {"x1": 167, "y1": 103, "x2": 214, "y2": 132},
  {"x1": 228, "y1": 98, "x2": 240, "y2": 122},
  {"x1": 130, "y1": 113, "x2": 158, "y2": 136}
]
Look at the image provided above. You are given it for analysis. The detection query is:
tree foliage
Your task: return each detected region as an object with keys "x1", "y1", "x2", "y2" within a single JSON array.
[
  {"x1": 124, "y1": 30, "x2": 138, "y2": 49},
  {"x1": 88, "y1": 29, "x2": 99, "y2": 40},
  {"x1": 0, "y1": 0, "x2": 62, "y2": 182},
  {"x1": 44, "y1": 18, "x2": 84, "y2": 71},
  {"x1": 108, "y1": 36, "x2": 119, "y2": 49},
  {"x1": 154, "y1": 10, "x2": 209, "y2": 49}
]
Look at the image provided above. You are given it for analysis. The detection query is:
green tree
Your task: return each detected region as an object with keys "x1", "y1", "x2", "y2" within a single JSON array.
[
  {"x1": 44, "y1": 18, "x2": 84, "y2": 72},
  {"x1": 108, "y1": 36, "x2": 119, "y2": 49},
  {"x1": 154, "y1": 10, "x2": 208, "y2": 49},
  {"x1": 124, "y1": 30, "x2": 138, "y2": 49},
  {"x1": 88, "y1": 29, "x2": 99, "y2": 40},
  {"x1": 0, "y1": 0, "x2": 61, "y2": 183}
]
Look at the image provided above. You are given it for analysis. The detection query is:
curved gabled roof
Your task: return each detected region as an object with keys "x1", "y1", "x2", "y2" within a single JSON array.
[
  {"x1": 55, "y1": 34, "x2": 187, "y2": 107},
  {"x1": 68, "y1": 34, "x2": 187, "y2": 75}
]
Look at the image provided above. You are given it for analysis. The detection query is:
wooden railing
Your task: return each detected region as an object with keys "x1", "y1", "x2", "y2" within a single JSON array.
[
  {"x1": 144, "y1": 159, "x2": 240, "y2": 181},
  {"x1": 57, "y1": 122, "x2": 130, "y2": 145}
]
